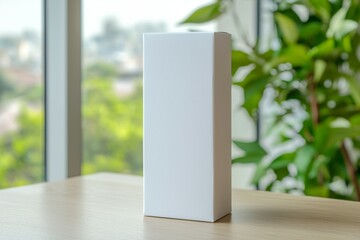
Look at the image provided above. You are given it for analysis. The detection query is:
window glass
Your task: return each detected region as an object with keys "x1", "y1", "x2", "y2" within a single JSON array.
[
  {"x1": 0, "y1": 0, "x2": 44, "y2": 188},
  {"x1": 82, "y1": 0, "x2": 214, "y2": 175}
]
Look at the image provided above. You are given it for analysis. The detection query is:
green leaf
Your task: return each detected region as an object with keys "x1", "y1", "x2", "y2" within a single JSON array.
[
  {"x1": 234, "y1": 66, "x2": 264, "y2": 88},
  {"x1": 294, "y1": 145, "x2": 316, "y2": 180},
  {"x1": 269, "y1": 152, "x2": 296, "y2": 169},
  {"x1": 233, "y1": 67, "x2": 268, "y2": 116},
  {"x1": 330, "y1": 127, "x2": 360, "y2": 142},
  {"x1": 232, "y1": 140, "x2": 267, "y2": 164},
  {"x1": 308, "y1": 38, "x2": 335, "y2": 58},
  {"x1": 259, "y1": 49, "x2": 274, "y2": 61},
  {"x1": 336, "y1": 20, "x2": 358, "y2": 39},
  {"x1": 341, "y1": 35, "x2": 352, "y2": 52},
  {"x1": 343, "y1": 74, "x2": 360, "y2": 106},
  {"x1": 275, "y1": 12, "x2": 299, "y2": 44},
  {"x1": 232, "y1": 156, "x2": 262, "y2": 164},
  {"x1": 305, "y1": 182, "x2": 329, "y2": 197},
  {"x1": 327, "y1": 8, "x2": 358, "y2": 40},
  {"x1": 350, "y1": 115, "x2": 360, "y2": 125},
  {"x1": 327, "y1": 8, "x2": 346, "y2": 37},
  {"x1": 314, "y1": 122, "x2": 330, "y2": 153},
  {"x1": 251, "y1": 163, "x2": 267, "y2": 184},
  {"x1": 243, "y1": 78, "x2": 267, "y2": 116},
  {"x1": 266, "y1": 44, "x2": 309, "y2": 68},
  {"x1": 314, "y1": 60, "x2": 326, "y2": 82},
  {"x1": 180, "y1": 2, "x2": 224, "y2": 24},
  {"x1": 320, "y1": 105, "x2": 360, "y2": 119},
  {"x1": 315, "y1": 121, "x2": 360, "y2": 152},
  {"x1": 299, "y1": 21, "x2": 323, "y2": 41},
  {"x1": 306, "y1": 0, "x2": 330, "y2": 22},
  {"x1": 233, "y1": 140, "x2": 266, "y2": 154},
  {"x1": 232, "y1": 50, "x2": 252, "y2": 75},
  {"x1": 309, "y1": 155, "x2": 330, "y2": 180}
]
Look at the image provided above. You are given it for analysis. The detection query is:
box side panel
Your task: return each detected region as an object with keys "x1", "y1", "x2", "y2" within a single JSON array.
[
  {"x1": 143, "y1": 33, "x2": 214, "y2": 222},
  {"x1": 213, "y1": 33, "x2": 232, "y2": 221}
]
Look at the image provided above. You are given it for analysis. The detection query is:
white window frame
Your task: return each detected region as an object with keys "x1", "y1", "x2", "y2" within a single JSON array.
[{"x1": 45, "y1": 0, "x2": 82, "y2": 181}]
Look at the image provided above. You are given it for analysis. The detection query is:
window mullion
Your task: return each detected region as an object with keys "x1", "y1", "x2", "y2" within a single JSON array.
[{"x1": 45, "y1": 0, "x2": 82, "y2": 181}]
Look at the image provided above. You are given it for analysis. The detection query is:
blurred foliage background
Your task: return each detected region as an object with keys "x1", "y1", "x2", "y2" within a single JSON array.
[
  {"x1": 0, "y1": 62, "x2": 143, "y2": 188},
  {"x1": 82, "y1": 62, "x2": 143, "y2": 175},
  {"x1": 183, "y1": 0, "x2": 360, "y2": 201},
  {"x1": 0, "y1": 68, "x2": 44, "y2": 188}
]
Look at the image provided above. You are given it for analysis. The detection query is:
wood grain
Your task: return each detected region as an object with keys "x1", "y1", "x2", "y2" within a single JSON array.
[{"x1": 0, "y1": 173, "x2": 359, "y2": 240}]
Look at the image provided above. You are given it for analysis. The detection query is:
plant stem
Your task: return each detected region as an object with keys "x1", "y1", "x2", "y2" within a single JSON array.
[
  {"x1": 340, "y1": 141, "x2": 360, "y2": 201},
  {"x1": 307, "y1": 74, "x2": 327, "y2": 189},
  {"x1": 307, "y1": 74, "x2": 319, "y2": 128}
]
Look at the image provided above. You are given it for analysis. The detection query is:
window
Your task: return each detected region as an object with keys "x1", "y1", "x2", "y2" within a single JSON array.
[
  {"x1": 0, "y1": 0, "x2": 44, "y2": 188},
  {"x1": 82, "y1": 0, "x2": 214, "y2": 175},
  {"x1": 0, "y1": 0, "x2": 257, "y2": 187}
]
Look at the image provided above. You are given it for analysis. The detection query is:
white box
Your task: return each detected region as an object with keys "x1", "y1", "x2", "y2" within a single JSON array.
[{"x1": 143, "y1": 32, "x2": 231, "y2": 222}]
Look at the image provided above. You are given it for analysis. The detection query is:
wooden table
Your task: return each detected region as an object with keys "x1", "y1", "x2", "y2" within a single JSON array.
[{"x1": 0, "y1": 173, "x2": 359, "y2": 239}]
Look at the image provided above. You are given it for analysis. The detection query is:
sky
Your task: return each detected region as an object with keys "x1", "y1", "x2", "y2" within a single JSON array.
[
  {"x1": 0, "y1": 0, "x2": 215, "y2": 39},
  {"x1": 0, "y1": 0, "x2": 42, "y2": 35}
]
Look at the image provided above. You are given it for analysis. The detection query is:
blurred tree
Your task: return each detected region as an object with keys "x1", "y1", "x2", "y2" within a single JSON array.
[
  {"x1": 0, "y1": 107, "x2": 43, "y2": 188},
  {"x1": 84, "y1": 61, "x2": 118, "y2": 80},
  {"x1": 82, "y1": 73, "x2": 143, "y2": 175},
  {"x1": 0, "y1": 61, "x2": 143, "y2": 188}
]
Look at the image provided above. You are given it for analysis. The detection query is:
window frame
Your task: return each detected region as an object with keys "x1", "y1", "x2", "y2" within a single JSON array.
[{"x1": 44, "y1": 0, "x2": 82, "y2": 181}]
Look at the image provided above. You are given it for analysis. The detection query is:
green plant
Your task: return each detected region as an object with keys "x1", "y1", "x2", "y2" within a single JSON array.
[{"x1": 182, "y1": 0, "x2": 360, "y2": 200}]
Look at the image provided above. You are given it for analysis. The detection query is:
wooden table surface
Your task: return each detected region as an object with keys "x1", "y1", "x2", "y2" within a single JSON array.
[{"x1": 0, "y1": 173, "x2": 359, "y2": 240}]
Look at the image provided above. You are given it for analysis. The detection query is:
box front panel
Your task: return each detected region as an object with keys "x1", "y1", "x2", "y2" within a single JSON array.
[{"x1": 144, "y1": 33, "x2": 214, "y2": 221}]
